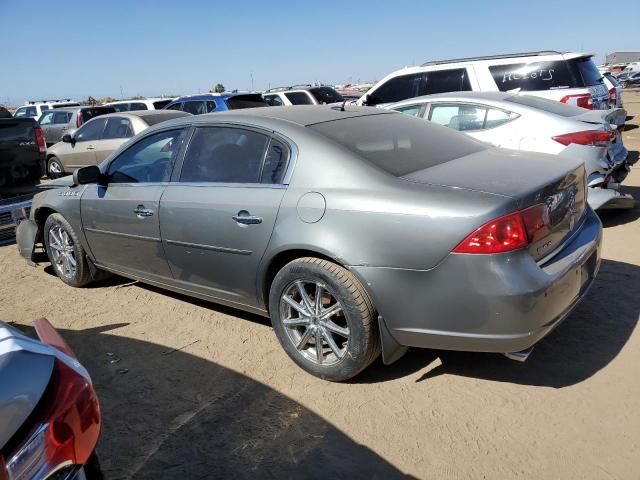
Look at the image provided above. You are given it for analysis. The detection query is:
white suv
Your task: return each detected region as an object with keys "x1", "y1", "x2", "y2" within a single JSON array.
[
  {"x1": 358, "y1": 51, "x2": 610, "y2": 110},
  {"x1": 13, "y1": 100, "x2": 80, "y2": 119},
  {"x1": 104, "y1": 97, "x2": 174, "y2": 112},
  {"x1": 262, "y1": 85, "x2": 344, "y2": 106}
]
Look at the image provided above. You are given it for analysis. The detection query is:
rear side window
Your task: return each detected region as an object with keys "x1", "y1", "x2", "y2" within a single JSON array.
[
  {"x1": 394, "y1": 104, "x2": 423, "y2": 117},
  {"x1": 129, "y1": 102, "x2": 148, "y2": 111},
  {"x1": 102, "y1": 117, "x2": 134, "y2": 139},
  {"x1": 153, "y1": 99, "x2": 172, "y2": 109},
  {"x1": 264, "y1": 95, "x2": 284, "y2": 106},
  {"x1": 309, "y1": 87, "x2": 344, "y2": 104},
  {"x1": 428, "y1": 103, "x2": 516, "y2": 131},
  {"x1": 369, "y1": 69, "x2": 471, "y2": 105},
  {"x1": 53, "y1": 111, "x2": 70, "y2": 124},
  {"x1": 225, "y1": 95, "x2": 268, "y2": 109},
  {"x1": 284, "y1": 92, "x2": 314, "y2": 105},
  {"x1": 260, "y1": 139, "x2": 289, "y2": 184},
  {"x1": 310, "y1": 113, "x2": 486, "y2": 177},
  {"x1": 110, "y1": 104, "x2": 129, "y2": 112},
  {"x1": 182, "y1": 101, "x2": 207, "y2": 115},
  {"x1": 180, "y1": 127, "x2": 269, "y2": 183}
]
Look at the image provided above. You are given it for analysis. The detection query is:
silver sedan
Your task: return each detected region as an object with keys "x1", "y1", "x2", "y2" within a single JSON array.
[{"x1": 18, "y1": 106, "x2": 602, "y2": 381}]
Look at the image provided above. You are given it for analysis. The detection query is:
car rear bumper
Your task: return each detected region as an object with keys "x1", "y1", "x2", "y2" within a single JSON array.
[{"x1": 352, "y1": 207, "x2": 602, "y2": 353}]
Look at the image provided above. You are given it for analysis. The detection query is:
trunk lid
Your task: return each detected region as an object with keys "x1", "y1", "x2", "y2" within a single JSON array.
[
  {"x1": 570, "y1": 107, "x2": 627, "y2": 127},
  {"x1": 402, "y1": 148, "x2": 587, "y2": 261}
]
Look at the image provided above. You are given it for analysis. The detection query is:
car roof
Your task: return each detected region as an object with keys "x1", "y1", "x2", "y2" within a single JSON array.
[
  {"x1": 106, "y1": 98, "x2": 171, "y2": 105},
  {"x1": 93, "y1": 110, "x2": 191, "y2": 122},
  {"x1": 152, "y1": 105, "x2": 393, "y2": 129}
]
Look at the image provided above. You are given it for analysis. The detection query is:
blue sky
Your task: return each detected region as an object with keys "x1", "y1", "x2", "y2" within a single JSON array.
[{"x1": 0, "y1": 0, "x2": 636, "y2": 104}]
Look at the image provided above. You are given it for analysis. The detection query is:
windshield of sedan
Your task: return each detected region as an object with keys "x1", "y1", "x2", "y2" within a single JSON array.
[{"x1": 310, "y1": 112, "x2": 486, "y2": 176}]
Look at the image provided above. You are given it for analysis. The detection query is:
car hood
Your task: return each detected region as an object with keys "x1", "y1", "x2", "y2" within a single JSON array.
[
  {"x1": 39, "y1": 176, "x2": 75, "y2": 189},
  {"x1": 0, "y1": 323, "x2": 54, "y2": 451}
]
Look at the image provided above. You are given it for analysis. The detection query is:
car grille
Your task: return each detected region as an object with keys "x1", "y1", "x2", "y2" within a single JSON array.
[{"x1": 0, "y1": 207, "x2": 30, "y2": 244}]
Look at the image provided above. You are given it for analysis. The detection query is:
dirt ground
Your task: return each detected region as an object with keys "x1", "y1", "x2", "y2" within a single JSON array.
[{"x1": 2, "y1": 92, "x2": 640, "y2": 480}]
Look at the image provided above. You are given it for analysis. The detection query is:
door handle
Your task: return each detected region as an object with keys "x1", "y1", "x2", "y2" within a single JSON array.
[
  {"x1": 232, "y1": 212, "x2": 262, "y2": 225},
  {"x1": 87, "y1": 145, "x2": 95, "y2": 150},
  {"x1": 134, "y1": 205, "x2": 154, "y2": 217}
]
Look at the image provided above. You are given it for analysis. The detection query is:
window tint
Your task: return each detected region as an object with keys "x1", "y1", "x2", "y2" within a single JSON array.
[
  {"x1": 102, "y1": 117, "x2": 134, "y2": 139},
  {"x1": 107, "y1": 129, "x2": 185, "y2": 183},
  {"x1": 129, "y1": 102, "x2": 148, "y2": 111},
  {"x1": 182, "y1": 101, "x2": 207, "y2": 115},
  {"x1": 40, "y1": 105, "x2": 51, "y2": 112},
  {"x1": 309, "y1": 87, "x2": 344, "y2": 104},
  {"x1": 167, "y1": 102, "x2": 183, "y2": 111},
  {"x1": 284, "y1": 92, "x2": 314, "y2": 105},
  {"x1": 206, "y1": 101, "x2": 216, "y2": 112},
  {"x1": 261, "y1": 139, "x2": 289, "y2": 184},
  {"x1": 489, "y1": 61, "x2": 593, "y2": 91},
  {"x1": 394, "y1": 104, "x2": 423, "y2": 117},
  {"x1": 264, "y1": 95, "x2": 284, "y2": 106},
  {"x1": 75, "y1": 118, "x2": 106, "y2": 142},
  {"x1": 14, "y1": 108, "x2": 28, "y2": 118},
  {"x1": 572, "y1": 57, "x2": 602, "y2": 87},
  {"x1": 429, "y1": 104, "x2": 487, "y2": 131},
  {"x1": 53, "y1": 111, "x2": 70, "y2": 124},
  {"x1": 369, "y1": 69, "x2": 471, "y2": 105},
  {"x1": 110, "y1": 104, "x2": 129, "y2": 112},
  {"x1": 225, "y1": 94, "x2": 268, "y2": 109},
  {"x1": 39, "y1": 111, "x2": 55, "y2": 125},
  {"x1": 180, "y1": 127, "x2": 269, "y2": 183},
  {"x1": 153, "y1": 99, "x2": 172, "y2": 109},
  {"x1": 310, "y1": 113, "x2": 485, "y2": 177}
]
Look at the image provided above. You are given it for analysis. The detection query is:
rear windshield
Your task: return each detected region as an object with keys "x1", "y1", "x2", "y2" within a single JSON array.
[
  {"x1": 225, "y1": 94, "x2": 268, "y2": 110},
  {"x1": 153, "y1": 99, "x2": 172, "y2": 109},
  {"x1": 310, "y1": 112, "x2": 486, "y2": 177},
  {"x1": 505, "y1": 95, "x2": 587, "y2": 117},
  {"x1": 309, "y1": 87, "x2": 344, "y2": 104},
  {"x1": 0, "y1": 120, "x2": 35, "y2": 141},
  {"x1": 489, "y1": 57, "x2": 603, "y2": 91}
]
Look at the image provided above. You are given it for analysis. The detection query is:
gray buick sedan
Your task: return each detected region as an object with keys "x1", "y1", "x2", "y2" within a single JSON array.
[{"x1": 17, "y1": 106, "x2": 602, "y2": 381}]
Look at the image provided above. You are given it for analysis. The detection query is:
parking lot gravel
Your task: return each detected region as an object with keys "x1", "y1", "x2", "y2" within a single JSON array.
[{"x1": 1, "y1": 91, "x2": 639, "y2": 479}]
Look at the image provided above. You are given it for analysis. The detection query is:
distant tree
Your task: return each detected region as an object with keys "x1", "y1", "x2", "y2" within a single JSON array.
[
  {"x1": 83, "y1": 96, "x2": 98, "y2": 105},
  {"x1": 98, "y1": 96, "x2": 116, "y2": 105},
  {"x1": 210, "y1": 83, "x2": 225, "y2": 93}
]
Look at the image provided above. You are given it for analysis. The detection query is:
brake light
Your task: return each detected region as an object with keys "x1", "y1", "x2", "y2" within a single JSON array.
[
  {"x1": 520, "y1": 203, "x2": 551, "y2": 243},
  {"x1": 608, "y1": 87, "x2": 617, "y2": 104},
  {"x1": 552, "y1": 129, "x2": 614, "y2": 147},
  {"x1": 76, "y1": 110, "x2": 83, "y2": 128},
  {"x1": 560, "y1": 93, "x2": 593, "y2": 110},
  {"x1": 34, "y1": 127, "x2": 46, "y2": 153},
  {"x1": 452, "y1": 211, "x2": 528, "y2": 254}
]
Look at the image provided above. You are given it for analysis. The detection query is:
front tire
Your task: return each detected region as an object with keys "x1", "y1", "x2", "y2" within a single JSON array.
[
  {"x1": 44, "y1": 213, "x2": 93, "y2": 287},
  {"x1": 47, "y1": 156, "x2": 64, "y2": 179},
  {"x1": 269, "y1": 257, "x2": 380, "y2": 381}
]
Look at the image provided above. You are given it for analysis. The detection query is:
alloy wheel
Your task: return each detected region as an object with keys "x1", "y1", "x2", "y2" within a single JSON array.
[
  {"x1": 48, "y1": 225, "x2": 77, "y2": 279},
  {"x1": 48, "y1": 159, "x2": 62, "y2": 177},
  {"x1": 280, "y1": 280, "x2": 350, "y2": 365}
]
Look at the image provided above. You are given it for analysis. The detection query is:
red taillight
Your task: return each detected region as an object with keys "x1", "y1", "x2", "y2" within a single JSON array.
[
  {"x1": 34, "y1": 127, "x2": 46, "y2": 153},
  {"x1": 520, "y1": 203, "x2": 552, "y2": 243},
  {"x1": 560, "y1": 93, "x2": 593, "y2": 110},
  {"x1": 35, "y1": 317, "x2": 76, "y2": 358},
  {"x1": 76, "y1": 110, "x2": 83, "y2": 128},
  {"x1": 608, "y1": 87, "x2": 617, "y2": 104},
  {"x1": 552, "y1": 129, "x2": 614, "y2": 147},
  {"x1": 452, "y1": 211, "x2": 528, "y2": 254}
]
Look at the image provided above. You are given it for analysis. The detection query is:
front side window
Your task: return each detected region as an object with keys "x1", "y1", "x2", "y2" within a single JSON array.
[
  {"x1": 182, "y1": 101, "x2": 207, "y2": 115},
  {"x1": 167, "y1": 102, "x2": 183, "y2": 111},
  {"x1": 153, "y1": 99, "x2": 171, "y2": 109},
  {"x1": 102, "y1": 117, "x2": 134, "y2": 139},
  {"x1": 264, "y1": 95, "x2": 284, "y2": 107},
  {"x1": 394, "y1": 104, "x2": 423, "y2": 117},
  {"x1": 284, "y1": 92, "x2": 313, "y2": 105},
  {"x1": 39, "y1": 111, "x2": 55, "y2": 125},
  {"x1": 75, "y1": 118, "x2": 106, "y2": 142},
  {"x1": 107, "y1": 129, "x2": 186, "y2": 183},
  {"x1": 369, "y1": 69, "x2": 471, "y2": 105},
  {"x1": 180, "y1": 127, "x2": 269, "y2": 183}
]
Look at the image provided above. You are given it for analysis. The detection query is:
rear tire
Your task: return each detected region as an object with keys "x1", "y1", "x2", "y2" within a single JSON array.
[
  {"x1": 269, "y1": 257, "x2": 380, "y2": 381},
  {"x1": 43, "y1": 213, "x2": 93, "y2": 287},
  {"x1": 47, "y1": 156, "x2": 64, "y2": 179}
]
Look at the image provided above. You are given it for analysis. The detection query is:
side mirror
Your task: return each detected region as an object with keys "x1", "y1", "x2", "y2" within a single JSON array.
[
  {"x1": 364, "y1": 94, "x2": 378, "y2": 107},
  {"x1": 73, "y1": 165, "x2": 101, "y2": 185},
  {"x1": 62, "y1": 133, "x2": 75, "y2": 144}
]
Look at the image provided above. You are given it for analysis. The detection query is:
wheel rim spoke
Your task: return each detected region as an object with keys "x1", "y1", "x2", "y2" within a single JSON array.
[
  {"x1": 296, "y1": 327, "x2": 314, "y2": 350},
  {"x1": 320, "y1": 303, "x2": 342, "y2": 321},
  {"x1": 283, "y1": 316, "x2": 310, "y2": 327},
  {"x1": 283, "y1": 295, "x2": 310, "y2": 316},
  {"x1": 323, "y1": 329, "x2": 344, "y2": 359},
  {"x1": 296, "y1": 281, "x2": 314, "y2": 312},
  {"x1": 323, "y1": 319, "x2": 349, "y2": 338},
  {"x1": 314, "y1": 283, "x2": 324, "y2": 316},
  {"x1": 315, "y1": 328, "x2": 324, "y2": 364}
]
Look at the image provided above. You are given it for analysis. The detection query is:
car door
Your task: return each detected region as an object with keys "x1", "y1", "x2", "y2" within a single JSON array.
[
  {"x1": 93, "y1": 116, "x2": 135, "y2": 164},
  {"x1": 60, "y1": 118, "x2": 106, "y2": 170},
  {"x1": 38, "y1": 111, "x2": 56, "y2": 145},
  {"x1": 50, "y1": 111, "x2": 72, "y2": 144},
  {"x1": 160, "y1": 126, "x2": 290, "y2": 307},
  {"x1": 81, "y1": 127, "x2": 189, "y2": 281}
]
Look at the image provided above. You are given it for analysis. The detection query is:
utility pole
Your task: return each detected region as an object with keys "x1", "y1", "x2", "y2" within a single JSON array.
[
  {"x1": 250, "y1": 71, "x2": 254, "y2": 91},
  {"x1": 120, "y1": 84, "x2": 124, "y2": 99}
]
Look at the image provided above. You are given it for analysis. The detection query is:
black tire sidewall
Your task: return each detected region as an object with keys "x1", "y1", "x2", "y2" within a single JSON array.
[
  {"x1": 269, "y1": 259, "x2": 377, "y2": 381},
  {"x1": 43, "y1": 213, "x2": 91, "y2": 287}
]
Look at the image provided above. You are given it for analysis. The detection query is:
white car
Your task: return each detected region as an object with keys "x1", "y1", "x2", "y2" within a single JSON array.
[
  {"x1": 359, "y1": 51, "x2": 611, "y2": 110},
  {"x1": 602, "y1": 73, "x2": 623, "y2": 108},
  {"x1": 386, "y1": 91, "x2": 632, "y2": 210},
  {"x1": 13, "y1": 100, "x2": 80, "y2": 120},
  {"x1": 104, "y1": 97, "x2": 174, "y2": 112},
  {"x1": 262, "y1": 85, "x2": 344, "y2": 106}
]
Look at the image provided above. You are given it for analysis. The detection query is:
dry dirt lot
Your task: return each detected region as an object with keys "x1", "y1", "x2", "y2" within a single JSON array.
[{"x1": 2, "y1": 92, "x2": 640, "y2": 480}]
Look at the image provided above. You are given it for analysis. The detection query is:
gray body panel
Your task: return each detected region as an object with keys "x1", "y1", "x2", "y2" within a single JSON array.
[{"x1": 17, "y1": 106, "x2": 603, "y2": 358}]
